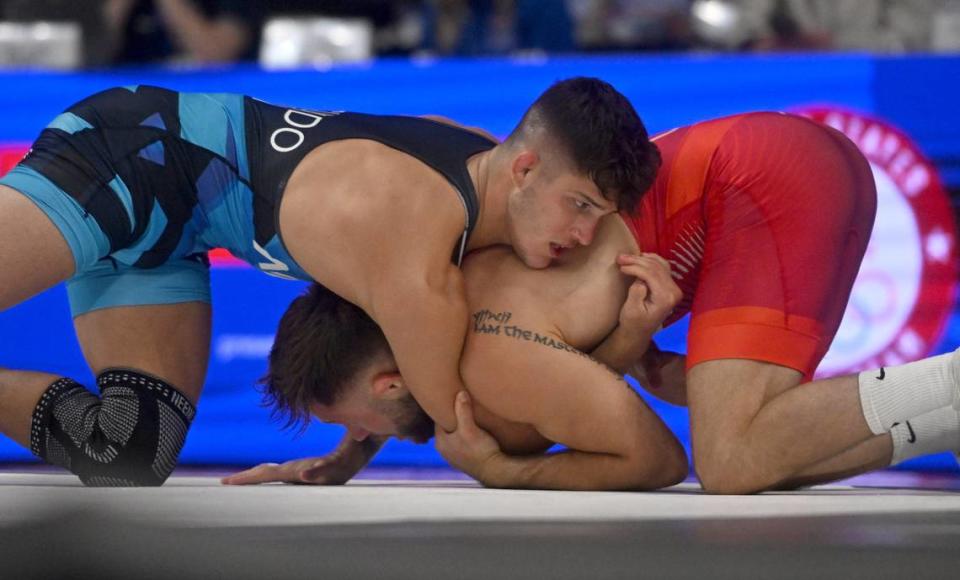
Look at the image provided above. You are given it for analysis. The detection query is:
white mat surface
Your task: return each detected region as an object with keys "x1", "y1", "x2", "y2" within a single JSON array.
[{"x1": 3, "y1": 472, "x2": 960, "y2": 528}]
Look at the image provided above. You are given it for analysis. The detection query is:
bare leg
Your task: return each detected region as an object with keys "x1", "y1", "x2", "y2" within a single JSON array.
[
  {"x1": 72, "y1": 301, "x2": 212, "y2": 401},
  {"x1": 774, "y1": 435, "x2": 893, "y2": 490},
  {"x1": 1, "y1": 301, "x2": 211, "y2": 454},
  {"x1": 0, "y1": 369, "x2": 67, "y2": 446},
  {"x1": 687, "y1": 359, "x2": 875, "y2": 493},
  {"x1": 0, "y1": 185, "x2": 74, "y2": 308},
  {"x1": 0, "y1": 184, "x2": 76, "y2": 444},
  {"x1": 1, "y1": 184, "x2": 211, "y2": 455}
]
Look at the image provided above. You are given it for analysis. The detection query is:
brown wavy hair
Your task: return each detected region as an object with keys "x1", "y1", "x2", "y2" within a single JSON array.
[{"x1": 260, "y1": 283, "x2": 389, "y2": 432}]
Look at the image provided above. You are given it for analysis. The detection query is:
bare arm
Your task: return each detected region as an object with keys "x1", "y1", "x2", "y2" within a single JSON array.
[
  {"x1": 350, "y1": 161, "x2": 477, "y2": 432},
  {"x1": 626, "y1": 344, "x2": 688, "y2": 406},
  {"x1": 155, "y1": 0, "x2": 252, "y2": 63},
  {"x1": 367, "y1": 263, "x2": 468, "y2": 432},
  {"x1": 591, "y1": 324, "x2": 653, "y2": 375},
  {"x1": 103, "y1": 0, "x2": 137, "y2": 59},
  {"x1": 584, "y1": 252, "x2": 688, "y2": 405},
  {"x1": 279, "y1": 142, "x2": 477, "y2": 432},
  {"x1": 590, "y1": 253, "x2": 681, "y2": 373},
  {"x1": 440, "y1": 307, "x2": 688, "y2": 491}
]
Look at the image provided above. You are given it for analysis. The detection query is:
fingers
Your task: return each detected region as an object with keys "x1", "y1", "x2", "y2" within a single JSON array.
[
  {"x1": 618, "y1": 254, "x2": 673, "y2": 282},
  {"x1": 221, "y1": 458, "x2": 334, "y2": 485},
  {"x1": 617, "y1": 254, "x2": 682, "y2": 306},
  {"x1": 615, "y1": 253, "x2": 682, "y2": 337},
  {"x1": 437, "y1": 392, "x2": 479, "y2": 445},
  {"x1": 220, "y1": 462, "x2": 280, "y2": 485},
  {"x1": 434, "y1": 392, "x2": 502, "y2": 481},
  {"x1": 453, "y1": 391, "x2": 477, "y2": 431},
  {"x1": 618, "y1": 254, "x2": 671, "y2": 285},
  {"x1": 627, "y1": 279, "x2": 649, "y2": 303},
  {"x1": 618, "y1": 252, "x2": 670, "y2": 269}
]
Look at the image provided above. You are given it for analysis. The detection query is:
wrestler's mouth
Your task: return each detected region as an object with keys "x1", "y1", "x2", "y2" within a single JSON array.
[{"x1": 549, "y1": 243, "x2": 570, "y2": 258}]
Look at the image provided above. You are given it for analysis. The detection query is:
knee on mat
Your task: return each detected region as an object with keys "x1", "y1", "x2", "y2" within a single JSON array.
[
  {"x1": 29, "y1": 369, "x2": 196, "y2": 487},
  {"x1": 693, "y1": 450, "x2": 769, "y2": 495}
]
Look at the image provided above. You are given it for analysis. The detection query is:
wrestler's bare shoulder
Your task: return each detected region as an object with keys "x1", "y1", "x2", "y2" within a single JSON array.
[{"x1": 278, "y1": 139, "x2": 468, "y2": 303}]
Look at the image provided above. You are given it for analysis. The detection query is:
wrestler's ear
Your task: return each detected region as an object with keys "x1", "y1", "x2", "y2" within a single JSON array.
[
  {"x1": 511, "y1": 150, "x2": 539, "y2": 186},
  {"x1": 370, "y1": 370, "x2": 406, "y2": 400}
]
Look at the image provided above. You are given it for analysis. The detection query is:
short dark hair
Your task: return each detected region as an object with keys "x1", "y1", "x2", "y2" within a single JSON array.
[
  {"x1": 507, "y1": 77, "x2": 661, "y2": 213},
  {"x1": 261, "y1": 283, "x2": 389, "y2": 431}
]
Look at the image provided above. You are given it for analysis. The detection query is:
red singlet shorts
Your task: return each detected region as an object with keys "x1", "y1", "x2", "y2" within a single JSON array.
[{"x1": 622, "y1": 112, "x2": 877, "y2": 378}]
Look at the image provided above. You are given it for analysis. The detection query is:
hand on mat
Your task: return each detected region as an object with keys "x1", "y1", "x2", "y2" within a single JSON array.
[
  {"x1": 221, "y1": 438, "x2": 380, "y2": 485},
  {"x1": 616, "y1": 253, "x2": 682, "y2": 334},
  {"x1": 435, "y1": 391, "x2": 502, "y2": 482}
]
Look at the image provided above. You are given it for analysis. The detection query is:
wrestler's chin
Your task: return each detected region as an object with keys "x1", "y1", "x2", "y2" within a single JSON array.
[{"x1": 517, "y1": 248, "x2": 551, "y2": 270}]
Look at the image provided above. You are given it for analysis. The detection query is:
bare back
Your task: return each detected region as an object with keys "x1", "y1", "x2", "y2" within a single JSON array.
[
  {"x1": 458, "y1": 215, "x2": 642, "y2": 452},
  {"x1": 453, "y1": 214, "x2": 686, "y2": 490}
]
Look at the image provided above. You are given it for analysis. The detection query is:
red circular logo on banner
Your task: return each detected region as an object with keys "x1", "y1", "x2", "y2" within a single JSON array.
[{"x1": 796, "y1": 107, "x2": 958, "y2": 376}]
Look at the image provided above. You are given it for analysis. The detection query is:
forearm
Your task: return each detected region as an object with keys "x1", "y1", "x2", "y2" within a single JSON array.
[
  {"x1": 155, "y1": 0, "x2": 248, "y2": 61},
  {"x1": 597, "y1": 252, "x2": 682, "y2": 374},
  {"x1": 619, "y1": 344, "x2": 688, "y2": 406},
  {"x1": 590, "y1": 324, "x2": 653, "y2": 374},
  {"x1": 334, "y1": 433, "x2": 388, "y2": 461},
  {"x1": 103, "y1": 0, "x2": 136, "y2": 59},
  {"x1": 321, "y1": 433, "x2": 388, "y2": 483},
  {"x1": 374, "y1": 281, "x2": 469, "y2": 432},
  {"x1": 479, "y1": 448, "x2": 682, "y2": 491}
]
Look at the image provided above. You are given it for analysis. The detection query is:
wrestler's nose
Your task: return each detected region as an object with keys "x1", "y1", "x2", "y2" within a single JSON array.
[{"x1": 572, "y1": 217, "x2": 598, "y2": 246}]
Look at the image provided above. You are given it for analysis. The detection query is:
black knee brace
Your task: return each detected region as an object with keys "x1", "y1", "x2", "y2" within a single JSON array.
[{"x1": 29, "y1": 369, "x2": 196, "y2": 486}]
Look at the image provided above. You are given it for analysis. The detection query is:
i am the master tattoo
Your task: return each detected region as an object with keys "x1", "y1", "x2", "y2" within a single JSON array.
[{"x1": 471, "y1": 309, "x2": 625, "y2": 383}]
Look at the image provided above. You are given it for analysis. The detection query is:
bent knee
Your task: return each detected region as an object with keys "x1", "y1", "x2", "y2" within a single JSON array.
[
  {"x1": 693, "y1": 451, "x2": 771, "y2": 495},
  {"x1": 697, "y1": 475, "x2": 761, "y2": 495},
  {"x1": 633, "y1": 447, "x2": 690, "y2": 490},
  {"x1": 31, "y1": 370, "x2": 196, "y2": 487},
  {"x1": 662, "y1": 458, "x2": 689, "y2": 488}
]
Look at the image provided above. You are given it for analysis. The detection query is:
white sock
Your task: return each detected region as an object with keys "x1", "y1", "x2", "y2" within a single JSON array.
[
  {"x1": 858, "y1": 349, "x2": 960, "y2": 435},
  {"x1": 889, "y1": 406, "x2": 960, "y2": 465}
]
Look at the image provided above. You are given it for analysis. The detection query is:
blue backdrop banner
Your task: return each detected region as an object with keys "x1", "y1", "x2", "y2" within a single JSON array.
[{"x1": 1, "y1": 53, "x2": 958, "y2": 471}]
